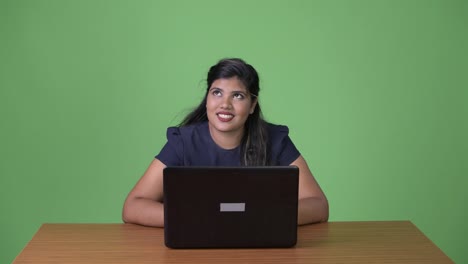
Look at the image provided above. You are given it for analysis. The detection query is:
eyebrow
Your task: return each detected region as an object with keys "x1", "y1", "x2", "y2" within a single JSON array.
[{"x1": 209, "y1": 87, "x2": 248, "y2": 94}]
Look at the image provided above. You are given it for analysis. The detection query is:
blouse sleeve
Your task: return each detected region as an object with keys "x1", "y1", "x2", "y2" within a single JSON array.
[
  {"x1": 155, "y1": 127, "x2": 184, "y2": 166},
  {"x1": 270, "y1": 125, "x2": 301, "y2": 165}
]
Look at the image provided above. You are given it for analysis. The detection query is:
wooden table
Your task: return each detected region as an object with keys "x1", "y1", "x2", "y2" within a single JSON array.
[{"x1": 13, "y1": 221, "x2": 453, "y2": 263}]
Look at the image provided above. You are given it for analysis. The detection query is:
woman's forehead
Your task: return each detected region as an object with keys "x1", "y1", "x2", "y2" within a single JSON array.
[{"x1": 210, "y1": 77, "x2": 247, "y2": 92}]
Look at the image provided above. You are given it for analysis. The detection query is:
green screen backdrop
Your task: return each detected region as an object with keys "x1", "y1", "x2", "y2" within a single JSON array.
[{"x1": 1, "y1": 0, "x2": 467, "y2": 263}]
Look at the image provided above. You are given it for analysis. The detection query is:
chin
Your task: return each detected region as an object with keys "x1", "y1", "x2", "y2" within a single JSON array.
[
  {"x1": 209, "y1": 122, "x2": 241, "y2": 134},
  {"x1": 214, "y1": 125, "x2": 237, "y2": 133}
]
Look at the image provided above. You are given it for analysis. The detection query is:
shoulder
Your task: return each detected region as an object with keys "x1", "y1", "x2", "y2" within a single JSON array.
[
  {"x1": 266, "y1": 122, "x2": 290, "y2": 138},
  {"x1": 166, "y1": 122, "x2": 207, "y2": 137},
  {"x1": 265, "y1": 122, "x2": 300, "y2": 165},
  {"x1": 165, "y1": 122, "x2": 208, "y2": 146}
]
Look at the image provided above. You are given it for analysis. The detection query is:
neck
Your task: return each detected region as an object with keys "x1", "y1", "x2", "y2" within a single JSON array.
[{"x1": 208, "y1": 124, "x2": 244, "y2": 150}]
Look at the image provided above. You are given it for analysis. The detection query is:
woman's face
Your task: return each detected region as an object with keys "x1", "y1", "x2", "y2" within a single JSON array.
[{"x1": 206, "y1": 77, "x2": 257, "y2": 139}]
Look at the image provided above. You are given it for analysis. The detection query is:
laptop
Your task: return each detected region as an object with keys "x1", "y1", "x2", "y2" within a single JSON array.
[{"x1": 163, "y1": 166, "x2": 299, "y2": 249}]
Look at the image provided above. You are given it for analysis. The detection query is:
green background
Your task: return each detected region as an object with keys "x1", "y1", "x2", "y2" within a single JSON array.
[{"x1": 1, "y1": 0, "x2": 466, "y2": 263}]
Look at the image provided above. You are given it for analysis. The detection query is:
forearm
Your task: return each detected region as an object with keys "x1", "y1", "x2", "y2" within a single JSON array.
[
  {"x1": 297, "y1": 196, "x2": 329, "y2": 225},
  {"x1": 122, "y1": 197, "x2": 164, "y2": 227}
]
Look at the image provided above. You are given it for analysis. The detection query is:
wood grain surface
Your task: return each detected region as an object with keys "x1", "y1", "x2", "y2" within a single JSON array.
[{"x1": 13, "y1": 221, "x2": 453, "y2": 263}]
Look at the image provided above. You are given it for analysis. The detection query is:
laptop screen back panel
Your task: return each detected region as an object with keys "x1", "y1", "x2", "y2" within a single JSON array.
[{"x1": 163, "y1": 167, "x2": 299, "y2": 248}]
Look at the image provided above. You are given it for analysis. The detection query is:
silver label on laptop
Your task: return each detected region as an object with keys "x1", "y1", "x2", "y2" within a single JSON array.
[{"x1": 220, "y1": 203, "x2": 245, "y2": 212}]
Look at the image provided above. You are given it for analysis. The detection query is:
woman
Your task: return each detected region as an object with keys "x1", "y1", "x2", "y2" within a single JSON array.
[{"x1": 122, "y1": 58, "x2": 328, "y2": 227}]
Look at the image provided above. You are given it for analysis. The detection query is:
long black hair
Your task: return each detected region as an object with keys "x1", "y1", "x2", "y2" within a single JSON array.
[{"x1": 179, "y1": 58, "x2": 270, "y2": 166}]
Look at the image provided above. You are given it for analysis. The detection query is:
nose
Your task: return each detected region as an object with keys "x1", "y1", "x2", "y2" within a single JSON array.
[{"x1": 220, "y1": 95, "x2": 232, "y2": 109}]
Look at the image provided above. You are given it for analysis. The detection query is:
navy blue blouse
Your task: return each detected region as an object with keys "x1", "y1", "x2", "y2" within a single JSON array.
[{"x1": 156, "y1": 121, "x2": 300, "y2": 166}]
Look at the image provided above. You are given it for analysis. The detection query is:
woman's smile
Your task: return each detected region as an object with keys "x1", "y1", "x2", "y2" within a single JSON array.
[{"x1": 217, "y1": 111, "x2": 235, "y2": 122}]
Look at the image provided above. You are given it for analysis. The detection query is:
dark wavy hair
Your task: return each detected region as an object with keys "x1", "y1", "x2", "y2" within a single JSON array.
[{"x1": 179, "y1": 58, "x2": 270, "y2": 166}]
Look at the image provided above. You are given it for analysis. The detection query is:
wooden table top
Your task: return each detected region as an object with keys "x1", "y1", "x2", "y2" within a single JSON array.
[{"x1": 13, "y1": 221, "x2": 453, "y2": 263}]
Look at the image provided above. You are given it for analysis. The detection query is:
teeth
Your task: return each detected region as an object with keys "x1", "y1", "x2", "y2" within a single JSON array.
[{"x1": 218, "y1": 114, "x2": 233, "y2": 119}]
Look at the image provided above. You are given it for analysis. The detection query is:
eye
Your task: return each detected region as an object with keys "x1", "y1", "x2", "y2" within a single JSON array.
[
  {"x1": 211, "y1": 89, "x2": 222, "y2": 97},
  {"x1": 233, "y1": 93, "x2": 245, "y2": 100}
]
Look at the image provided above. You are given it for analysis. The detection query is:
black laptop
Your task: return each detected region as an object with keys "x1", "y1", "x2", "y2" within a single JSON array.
[{"x1": 163, "y1": 166, "x2": 299, "y2": 249}]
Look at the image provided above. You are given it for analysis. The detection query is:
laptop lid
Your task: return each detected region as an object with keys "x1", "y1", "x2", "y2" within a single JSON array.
[{"x1": 163, "y1": 166, "x2": 299, "y2": 248}]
